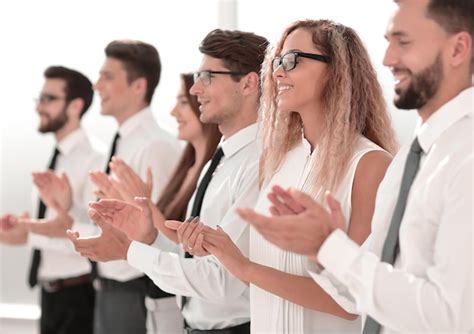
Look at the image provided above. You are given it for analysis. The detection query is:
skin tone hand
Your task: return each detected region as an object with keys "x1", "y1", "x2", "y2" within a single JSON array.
[
  {"x1": 89, "y1": 170, "x2": 122, "y2": 200},
  {"x1": 88, "y1": 197, "x2": 157, "y2": 244},
  {"x1": 109, "y1": 157, "x2": 153, "y2": 203},
  {"x1": 164, "y1": 217, "x2": 207, "y2": 256},
  {"x1": 66, "y1": 208, "x2": 132, "y2": 262},
  {"x1": 32, "y1": 171, "x2": 72, "y2": 212},
  {"x1": 237, "y1": 187, "x2": 345, "y2": 256},
  {"x1": 0, "y1": 213, "x2": 28, "y2": 245},
  {"x1": 21, "y1": 210, "x2": 73, "y2": 238}
]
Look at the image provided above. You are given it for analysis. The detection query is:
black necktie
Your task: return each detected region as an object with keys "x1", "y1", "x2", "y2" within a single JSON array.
[
  {"x1": 28, "y1": 147, "x2": 60, "y2": 288},
  {"x1": 105, "y1": 132, "x2": 120, "y2": 174},
  {"x1": 362, "y1": 138, "x2": 423, "y2": 334},
  {"x1": 182, "y1": 147, "x2": 224, "y2": 310}
]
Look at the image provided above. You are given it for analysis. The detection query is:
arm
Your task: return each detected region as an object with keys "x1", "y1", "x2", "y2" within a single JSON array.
[{"x1": 318, "y1": 156, "x2": 473, "y2": 332}]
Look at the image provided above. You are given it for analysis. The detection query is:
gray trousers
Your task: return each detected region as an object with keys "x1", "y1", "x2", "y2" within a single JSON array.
[{"x1": 94, "y1": 277, "x2": 147, "y2": 334}]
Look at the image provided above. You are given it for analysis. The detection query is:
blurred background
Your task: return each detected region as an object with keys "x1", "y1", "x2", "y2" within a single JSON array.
[{"x1": 0, "y1": 0, "x2": 417, "y2": 332}]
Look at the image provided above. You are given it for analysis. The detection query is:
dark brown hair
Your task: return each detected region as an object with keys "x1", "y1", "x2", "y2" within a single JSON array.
[
  {"x1": 156, "y1": 74, "x2": 222, "y2": 221},
  {"x1": 105, "y1": 40, "x2": 161, "y2": 104},
  {"x1": 44, "y1": 66, "x2": 93, "y2": 118},
  {"x1": 199, "y1": 29, "x2": 269, "y2": 81}
]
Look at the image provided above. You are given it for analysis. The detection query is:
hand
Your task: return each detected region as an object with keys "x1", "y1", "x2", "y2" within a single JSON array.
[
  {"x1": 237, "y1": 188, "x2": 345, "y2": 255},
  {"x1": 32, "y1": 171, "x2": 72, "y2": 211},
  {"x1": 66, "y1": 209, "x2": 132, "y2": 262},
  {"x1": 0, "y1": 213, "x2": 28, "y2": 245},
  {"x1": 88, "y1": 197, "x2": 157, "y2": 245},
  {"x1": 21, "y1": 211, "x2": 73, "y2": 238},
  {"x1": 200, "y1": 226, "x2": 250, "y2": 281},
  {"x1": 165, "y1": 217, "x2": 209, "y2": 256},
  {"x1": 89, "y1": 171, "x2": 122, "y2": 200},
  {"x1": 268, "y1": 185, "x2": 305, "y2": 216},
  {"x1": 109, "y1": 157, "x2": 153, "y2": 202}
]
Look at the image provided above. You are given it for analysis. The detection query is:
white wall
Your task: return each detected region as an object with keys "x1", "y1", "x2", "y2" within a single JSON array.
[{"x1": 0, "y1": 0, "x2": 418, "y2": 317}]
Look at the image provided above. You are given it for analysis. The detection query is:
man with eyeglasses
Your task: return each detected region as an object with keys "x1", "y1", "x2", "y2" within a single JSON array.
[
  {"x1": 84, "y1": 29, "x2": 269, "y2": 334},
  {"x1": 0, "y1": 65, "x2": 101, "y2": 334}
]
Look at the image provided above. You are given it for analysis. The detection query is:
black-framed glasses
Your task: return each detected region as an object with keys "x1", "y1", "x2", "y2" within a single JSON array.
[
  {"x1": 34, "y1": 93, "x2": 67, "y2": 105},
  {"x1": 272, "y1": 51, "x2": 330, "y2": 72},
  {"x1": 193, "y1": 70, "x2": 246, "y2": 86}
]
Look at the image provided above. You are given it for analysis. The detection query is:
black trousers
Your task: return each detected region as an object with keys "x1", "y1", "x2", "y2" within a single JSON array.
[{"x1": 40, "y1": 282, "x2": 95, "y2": 334}]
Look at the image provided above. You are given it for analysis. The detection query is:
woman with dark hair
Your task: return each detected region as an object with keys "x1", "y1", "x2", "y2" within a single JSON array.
[{"x1": 103, "y1": 73, "x2": 221, "y2": 333}]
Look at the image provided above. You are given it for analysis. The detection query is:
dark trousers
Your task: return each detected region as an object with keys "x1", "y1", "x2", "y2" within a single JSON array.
[
  {"x1": 40, "y1": 282, "x2": 94, "y2": 334},
  {"x1": 94, "y1": 276, "x2": 147, "y2": 334}
]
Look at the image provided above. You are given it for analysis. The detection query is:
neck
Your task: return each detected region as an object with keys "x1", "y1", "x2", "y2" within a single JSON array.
[
  {"x1": 54, "y1": 122, "x2": 80, "y2": 142},
  {"x1": 219, "y1": 105, "x2": 258, "y2": 139},
  {"x1": 299, "y1": 105, "x2": 325, "y2": 151},
  {"x1": 116, "y1": 101, "x2": 149, "y2": 125},
  {"x1": 418, "y1": 75, "x2": 472, "y2": 123}
]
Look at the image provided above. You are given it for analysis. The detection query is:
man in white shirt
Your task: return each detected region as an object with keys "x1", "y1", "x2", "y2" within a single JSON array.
[
  {"x1": 237, "y1": 0, "x2": 473, "y2": 333},
  {"x1": 72, "y1": 29, "x2": 269, "y2": 333},
  {"x1": 70, "y1": 40, "x2": 181, "y2": 334},
  {"x1": 0, "y1": 66, "x2": 100, "y2": 334}
]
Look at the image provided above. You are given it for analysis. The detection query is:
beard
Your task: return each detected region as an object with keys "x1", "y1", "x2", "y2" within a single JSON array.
[
  {"x1": 393, "y1": 53, "x2": 443, "y2": 110},
  {"x1": 38, "y1": 108, "x2": 68, "y2": 133}
]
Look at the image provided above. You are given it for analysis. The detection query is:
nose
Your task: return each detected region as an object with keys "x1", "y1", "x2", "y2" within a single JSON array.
[
  {"x1": 93, "y1": 78, "x2": 102, "y2": 91},
  {"x1": 189, "y1": 79, "x2": 202, "y2": 96},
  {"x1": 273, "y1": 64, "x2": 285, "y2": 80},
  {"x1": 383, "y1": 42, "x2": 398, "y2": 68},
  {"x1": 170, "y1": 103, "x2": 179, "y2": 118}
]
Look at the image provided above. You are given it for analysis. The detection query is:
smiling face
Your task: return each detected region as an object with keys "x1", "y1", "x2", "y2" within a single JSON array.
[
  {"x1": 189, "y1": 55, "x2": 243, "y2": 127},
  {"x1": 94, "y1": 57, "x2": 136, "y2": 119},
  {"x1": 273, "y1": 28, "x2": 329, "y2": 118},
  {"x1": 171, "y1": 79, "x2": 204, "y2": 142},
  {"x1": 383, "y1": 0, "x2": 449, "y2": 110}
]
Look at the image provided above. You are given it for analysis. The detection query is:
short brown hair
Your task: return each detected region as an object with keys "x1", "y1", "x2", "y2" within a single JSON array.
[
  {"x1": 199, "y1": 29, "x2": 269, "y2": 81},
  {"x1": 105, "y1": 40, "x2": 161, "y2": 104},
  {"x1": 44, "y1": 66, "x2": 93, "y2": 118}
]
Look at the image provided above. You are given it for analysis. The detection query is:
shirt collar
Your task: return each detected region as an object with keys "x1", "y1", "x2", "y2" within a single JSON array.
[
  {"x1": 118, "y1": 107, "x2": 154, "y2": 139},
  {"x1": 220, "y1": 123, "x2": 258, "y2": 158},
  {"x1": 56, "y1": 128, "x2": 86, "y2": 155},
  {"x1": 416, "y1": 86, "x2": 473, "y2": 153}
]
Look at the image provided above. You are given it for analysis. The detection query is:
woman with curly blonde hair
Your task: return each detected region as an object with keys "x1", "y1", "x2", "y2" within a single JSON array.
[{"x1": 198, "y1": 19, "x2": 398, "y2": 333}]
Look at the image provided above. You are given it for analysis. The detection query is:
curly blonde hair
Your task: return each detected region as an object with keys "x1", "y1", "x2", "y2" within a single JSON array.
[{"x1": 259, "y1": 20, "x2": 398, "y2": 196}]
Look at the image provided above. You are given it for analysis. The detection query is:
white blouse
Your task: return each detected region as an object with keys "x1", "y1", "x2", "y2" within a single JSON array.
[{"x1": 249, "y1": 135, "x2": 385, "y2": 333}]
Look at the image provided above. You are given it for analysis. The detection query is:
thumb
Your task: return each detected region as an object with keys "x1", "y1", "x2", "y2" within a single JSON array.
[
  {"x1": 61, "y1": 172, "x2": 72, "y2": 191},
  {"x1": 325, "y1": 191, "x2": 345, "y2": 230},
  {"x1": 287, "y1": 188, "x2": 319, "y2": 212}
]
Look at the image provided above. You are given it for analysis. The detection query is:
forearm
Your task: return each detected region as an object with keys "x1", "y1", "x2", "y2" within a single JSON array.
[
  {"x1": 151, "y1": 205, "x2": 178, "y2": 244},
  {"x1": 244, "y1": 261, "x2": 357, "y2": 320}
]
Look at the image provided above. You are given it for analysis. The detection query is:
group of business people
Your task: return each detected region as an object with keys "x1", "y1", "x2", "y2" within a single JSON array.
[{"x1": 0, "y1": 0, "x2": 472, "y2": 333}]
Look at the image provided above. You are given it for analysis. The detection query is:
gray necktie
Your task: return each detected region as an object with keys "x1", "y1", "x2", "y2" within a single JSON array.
[{"x1": 362, "y1": 138, "x2": 423, "y2": 334}]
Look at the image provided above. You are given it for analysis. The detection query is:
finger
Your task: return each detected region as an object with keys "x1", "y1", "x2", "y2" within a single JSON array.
[
  {"x1": 271, "y1": 185, "x2": 306, "y2": 214},
  {"x1": 187, "y1": 222, "x2": 205, "y2": 249},
  {"x1": 269, "y1": 205, "x2": 282, "y2": 216},
  {"x1": 88, "y1": 209, "x2": 111, "y2": 229},
  {"x1": 178, "y1": 220, "x2": 198, "y2": 246},
  {"x1": 236, "y1": 208, "x2": 274, "y2": 229},
  {"x1": 267, "y1": 192, "x2": 294, "y2": 215},
  {"x1": 288, "y1": 188, "x2": 324, "y2": 212},
  {"x1": 164, "y1": 220, "x2": 182, "y2": 230},
  {"x1": 146, "y1": 167, "x2": 153, "y2": 196},
  {"x1": 325, "y1": 191, "x2": 345, "y2": 230}
]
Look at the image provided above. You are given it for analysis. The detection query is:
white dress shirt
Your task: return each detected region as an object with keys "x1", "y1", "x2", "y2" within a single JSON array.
[
  {"x1": 311, "y1": 87, "x2": 473, "y2": 333},
  {"x1": 29, "y1": 128, "x2": 103, "y2": 281},
  {"x1": 97, "y1": 107, "x2": 182, "y2": 282},
  {"x1": 128, "y1": 123, "x2": 260, "y2": 330}
]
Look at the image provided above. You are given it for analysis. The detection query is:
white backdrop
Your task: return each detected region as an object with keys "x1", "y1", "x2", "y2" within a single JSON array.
[{"x1": 0, "y1": 0, "x2": 418, "y2": 313}]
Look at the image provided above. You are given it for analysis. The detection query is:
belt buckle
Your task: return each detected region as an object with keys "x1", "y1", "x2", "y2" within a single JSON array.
[{"x1": 42, "y1": 280, "x2": 60, "y2": 293}]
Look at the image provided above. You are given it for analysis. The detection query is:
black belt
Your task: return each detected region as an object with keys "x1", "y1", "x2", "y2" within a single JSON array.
[
  {"x1": 97, "y1": 276, "x2": 147, "y2": 291},
  {"x1": 41, "y1": 273, "x2": 93, "y2": 293},
  {"x1": 184, "y1": 322, "x2": 250, "y2": 334}
]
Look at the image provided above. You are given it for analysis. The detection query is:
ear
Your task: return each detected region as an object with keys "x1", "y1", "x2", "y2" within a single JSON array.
[
  {"x1": 449, "y1": 31, "x2": 472, "y2": 68},
  {"x1": 66, "y1": 98, "x2": 84, "y2": 120},
  {"x1": 240, "y1": 72, "x2": 260, "y2": 96},
  {"x1": 131, "y1": 77, "x2": 148, "y2": 100}
]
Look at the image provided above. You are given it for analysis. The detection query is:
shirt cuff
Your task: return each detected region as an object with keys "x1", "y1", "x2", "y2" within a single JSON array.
[
  {"x1": 317, "y1": 229, "x2": 361, "y2": 282},
  {"x1": 127, "y1": 240, "x2": 159, "y2": 274}
]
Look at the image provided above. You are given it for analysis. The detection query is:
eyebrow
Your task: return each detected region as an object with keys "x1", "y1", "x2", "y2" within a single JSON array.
[{"x1": 384, "y1": 31, "x2": 409, "y2": 40}]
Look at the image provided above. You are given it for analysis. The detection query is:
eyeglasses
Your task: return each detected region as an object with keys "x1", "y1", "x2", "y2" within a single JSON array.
[
  {"x1": 34, "y1": 93, "x2": 67, "y2": 105},
  {"x1": 272, "y1": 51, "x2": 330, "y2": 72},
  {"x1": 193, "y1": 70, "x2": 246, "y2": 86}
]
